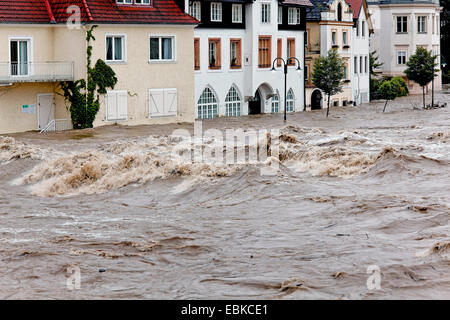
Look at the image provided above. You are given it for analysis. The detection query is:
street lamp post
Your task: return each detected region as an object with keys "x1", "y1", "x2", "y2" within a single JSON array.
[{"x1": 271, "y1": 57, "x2": 302, "y2": 122}]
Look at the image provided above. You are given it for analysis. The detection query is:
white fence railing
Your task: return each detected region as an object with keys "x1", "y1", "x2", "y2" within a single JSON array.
[
  {"x1": 0, "y1": 62, "x2": 74, "y2": 82},
  {"x1": 40, "y1": 119, "x2": 72, "y2": 133}
]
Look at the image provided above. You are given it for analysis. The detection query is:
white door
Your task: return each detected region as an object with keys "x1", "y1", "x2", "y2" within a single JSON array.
[{"x1": 38, "y1": 94, "x2": 54, "y2": 130}]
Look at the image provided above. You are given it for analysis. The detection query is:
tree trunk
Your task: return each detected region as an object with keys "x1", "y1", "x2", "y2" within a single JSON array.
[
  {"x1": 422, "y1": 86, "x2": 425, "y2": 109},
  {"x1": 383, "y1": 100, "x2": 389, "y2": 112},
  {"x1": 326, "y1": 94, "x2": 330, "y2": 117}
]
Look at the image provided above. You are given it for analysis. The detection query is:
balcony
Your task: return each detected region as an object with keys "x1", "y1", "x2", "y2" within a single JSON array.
[{"x1": 0, "y1": 61, "x2": 74, "y2": 83}]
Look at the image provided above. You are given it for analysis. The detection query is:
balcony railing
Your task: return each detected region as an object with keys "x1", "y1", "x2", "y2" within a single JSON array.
[{"x1": 0, "y1": 61, "x2": 74, "y2": 83}]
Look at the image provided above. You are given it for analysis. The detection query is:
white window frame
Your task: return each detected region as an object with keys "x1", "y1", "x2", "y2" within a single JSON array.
[
  {"x1": 396, "y1": 16, "x2": 408, "y2": 33},
  {"x1": 418, "y1": 16, "x2": 427, "y2": 33},
  {"x1": 332, "y1": 31, "x2": 337, "y2": 45},
  {"x1": 261, "y1": 3, "x2": 271, "y2": 24},
  {"x1": 286, "y1": 89, "x2": 295, "y2": 112},
  {"x1": 211, "y1": 2, "x2": 222, "y2": 22},
  {"x1": 271, "y1": 93, "x2": 279, "y2": 113},
  {"x1": 232, "y1": 4, "x2": 243, "y2": 23},
  {"x1": 8, "y1": 36, "x2": 33, "y2": 77},
  {"x1": 278, "y1": 6, "x2": 282, "y2": 24},
  {"x1": 397, "y1": 50, "x2": 407, "y2": 65},
  {"x1": 288, "y1": 7, "x2": 300, "y2": 25},
  {"x1": 105, "y1": 34, "x2": 126, "y2": 63},
  {"x1": 189, "y1": 1, "x2": 201, "y2": 21},
  {"x1": 117, "y1": 0, "x2": 150, "y2": 4},
  {"x1": 149, "y1": 35, "x2": 176, "y2": 62}
]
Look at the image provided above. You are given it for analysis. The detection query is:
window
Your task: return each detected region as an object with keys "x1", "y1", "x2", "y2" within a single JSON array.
[
  {"x1": 359, "y1": 56, "x2": 363, "y2": 73},
  {"x1": 211, "y1": 2, "x2": 222, "y2": 22},
  {"x1": 258, "y1": 36, "x2": 271, "y2": 68},
  {"x1": 418, "y1": 16, "x2": 426, "y2": 33},
  {"x1": 150, "y1": 36, "x2": 174, "y2": 61},
  {"x1": 208, "y1": 38, "x2": 221, "y2": 69},
  {"x1": 305, "y1": 65, "x2": 309, "y2": 82},
  {"x1": 261, "y1": 3, "x2": 271, "y2": 23},
  {"x1": 287, "y1": 38, "x2": 295, "y2": 65},
  {"x1": 343, "y1": 65, "x2": 347, "y2": 79},
  {"x1": 271, "y1": 94, "x2": 279, "y2": 113},
  {"x1": 337, "y1": 3, "x2": 342, "y2": 21},
  {"x1": 232, "y1": 4, "x2": 242, "y2": 23},
  {"x1": 354, "y1": 56, "x2": 358, "y2": 74},
  {"x1": 356, "y1": 21, "x2": 359, "y2": 37},
  {"x1": 397, "y1": 16, "x2": 408, "y2": 33},
  {"x1": 332, "y1": 31, "x2": 337, "y2": 45},
  {"x1": 230, "y1": 39, "x2": 242, "y2": 69},
  {"x1": 277, "y1": 38, "x2": 282, "y2": 67},
  {"x1": 343, "y1": 31, "x2": 347, "y2": 45},
  {"x1": 117, "y1": 0, "x2": 150, "y2": 4},
  {"x1": 432, "y1": 16, "x2": 435, "y2": 34},
  {"x1": 225, "y1": 87, "x2": 241, "y2": 117},
  {"x1": 106, "y1": 90, "x2": 128, "y2": 121},
  {"x1": 288, "y1": 8, "x2": 300, "y2": 25},
  {"x1": 9, "y1": 39, "x2": 30, "y2": 76},
  {"x1": 197, "y1": 87, "x2": 218, "y2": 119},
  {"x1": 343, "y1": 100, "x2": 347, "y2": 106},
  {"x1": 305, "y1": 30, "x2": 308, "y2": 47},
  {"x1": 286, "y1": 89, "x2": 294, "y2": 112},
  {"x1": 364, "y1": 56, "x2": 368, "y2": 73},
  {"x1": 278, "y1": 6, "x2": 282, "y2": 24},
  {"x1": 189, "y1": 1, "x2": 201, "y2": 21},
  {"x1": 106, "y1": 35, "x2": 125, "y2": 62},
  {"x1": 397, "y1": 51, "x2": 406, "y2": 65},
  {"x1": 194, "y1": 38, "x2": 200, "y2": 70},
  {"x1": 362, "y1": 21, "x2": 365, "y2": 37},
  {"x1": 149, "y1": 88, "x2": 178, "y2": 117},
  {"x1": 333, "y1": 101, "x2": 338, "y2": 107}
]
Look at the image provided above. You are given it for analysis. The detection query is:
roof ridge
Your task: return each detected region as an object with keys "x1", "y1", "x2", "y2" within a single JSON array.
[
  {"x1": 44, "y1": 0, "x2": 56, "y2": 23},
  {"x1": 81, "y1": 0, "x2": 93, "y2": 21}
]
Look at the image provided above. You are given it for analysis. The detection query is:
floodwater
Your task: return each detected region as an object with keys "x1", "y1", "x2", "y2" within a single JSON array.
[{"x1": 0, "y1": 94, "x2": 449, "y2": 299}]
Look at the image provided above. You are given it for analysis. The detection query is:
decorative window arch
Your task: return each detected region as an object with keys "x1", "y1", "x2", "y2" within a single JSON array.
[
  {"x1": 337, "y1": 2, "x2": 342, "y2": 21},
  {"x1": 286, "y1": 89, "x2": 294, "y2": 112},
  {"x1": 225, "y1": 86, "x2": 241, "y2": 117},
  {"x1": 271, "y1": 92, "x2": 279, "y2": 113},
  {"x1": 197, "y1": 87, "x2": 218, "y2": 119}
]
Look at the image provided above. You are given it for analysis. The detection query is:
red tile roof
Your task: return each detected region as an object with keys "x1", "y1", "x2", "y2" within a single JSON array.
[
  {"x1": 0, "y1": 0, "x2": 198, "y2": 24},
  {"x1": 345, "y1": 0, "x2": 363, "y2": 20}
]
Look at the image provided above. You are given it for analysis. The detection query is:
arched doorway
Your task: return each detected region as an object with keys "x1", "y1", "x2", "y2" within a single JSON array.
[
  {"x1": 248, "y1": 90, "x2": 261, "y2": 115},
  {"x1": 311, "y1": 89, "x2": 322, "y2": 110}
]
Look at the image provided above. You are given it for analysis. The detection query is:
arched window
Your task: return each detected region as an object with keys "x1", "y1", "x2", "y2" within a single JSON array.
[
  {"x1": 225, "y1": 86, "x2": 241, "y2": 117},
  {"x1": 286, "y1": 89, "x2": 294, "y2": 112},
  {"x1": 271, "y1": 93, "x2": 279, "y2": 113},
  {"x1": 337, "y1": 3, "x2": 342, "y2": 21},
  {"x1": 197, "y1": 87, "x2": 218, "y2": 119}
]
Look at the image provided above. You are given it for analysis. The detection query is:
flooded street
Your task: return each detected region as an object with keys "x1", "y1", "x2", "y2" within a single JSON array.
[{"x1": 0, "y1": 94, "x2": 449, "y2": 299}]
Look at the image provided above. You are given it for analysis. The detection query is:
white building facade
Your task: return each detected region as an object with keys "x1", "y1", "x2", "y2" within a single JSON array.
[
  {"x1": 184, "y1": 0, "x2": 312, "y2": 118},
  {"x1": 368, "y1": 0, "x2": 442, "y2": 93}
]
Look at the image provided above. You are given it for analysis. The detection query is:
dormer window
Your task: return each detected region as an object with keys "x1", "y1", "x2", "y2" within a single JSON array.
[
  {"x1": 288, "y1": 8, "x2": 300, "y2": 25},
  {"x1": 211, "y1": 2, "x2": 222, "y2": 22},
  {"x1": 189, "y1": 1, "x2": 201, "y2": 21},
  {"x1": 117, "y1": 0, "x2": 150, "y2": 5}
]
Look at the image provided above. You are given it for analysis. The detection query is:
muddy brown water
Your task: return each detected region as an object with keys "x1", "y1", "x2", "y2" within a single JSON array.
[{"x1": 0, "y1": 94, "x2": 449, "y2": 299}]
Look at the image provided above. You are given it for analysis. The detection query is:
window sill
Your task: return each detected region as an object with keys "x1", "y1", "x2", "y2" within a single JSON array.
[
  {"x1": 417, "y1": 32, "x2": 427, "y2": 34},
  {"x1": 209, "y1": 66, "x2": 222, "y2": 70},
  {"x1": 148, "y1": 60, "x2": 177, "y2": 64},
  {"x1": 230, "y1": 65, "x2": 242, "y2": 69},
  {"x1": 343, "y1": 45, "x2": 350, "y2": 49},
  {"x1": 396, "y1": 32, "x2": 408, "y2": 34},
  {"x1": 106, "y1": 60, "x2": 127, "y2": 65},
  {"x1": 332, "y1": 45, "x2": 339, "y2": 48}
]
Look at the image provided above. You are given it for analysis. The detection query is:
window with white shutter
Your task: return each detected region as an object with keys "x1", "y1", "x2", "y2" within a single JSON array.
[
  {"x1": 106, "y1": 90, "x2": 128, "y2": 121},
  {"x1": 149, "y1": 88, "x2": 178, "y2": 117}
]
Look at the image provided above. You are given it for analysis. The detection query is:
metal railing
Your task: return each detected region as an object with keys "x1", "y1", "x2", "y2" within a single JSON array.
[
  {"x1": 40, "y1": 119, "x2": 72, "y2": 133},
  {"x1": 0, "y1": 61, "x2": 74, "y2": 82}
]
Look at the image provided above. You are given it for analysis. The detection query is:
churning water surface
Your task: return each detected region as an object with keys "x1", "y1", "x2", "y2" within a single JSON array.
[{"x1": 0, "y1": 94, "x2": 449, "y2": 299}]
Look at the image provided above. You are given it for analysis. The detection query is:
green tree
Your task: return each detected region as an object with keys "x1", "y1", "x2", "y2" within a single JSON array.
[
  {"x1": 404, "y1": 47, "x2": 438, "y2": 109},
  {"x1": 60, "y1": 26, "x2": 118, "y2": 129},
  {"x1": 369, "y1": 50, "x2": 383, "y2": 77},
  {"x1": 312, "y1": 49, "x2": 345, "y2": 117},
  {"x1": 379, "y1": 79, "x2": 400, "y2": 112}
]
